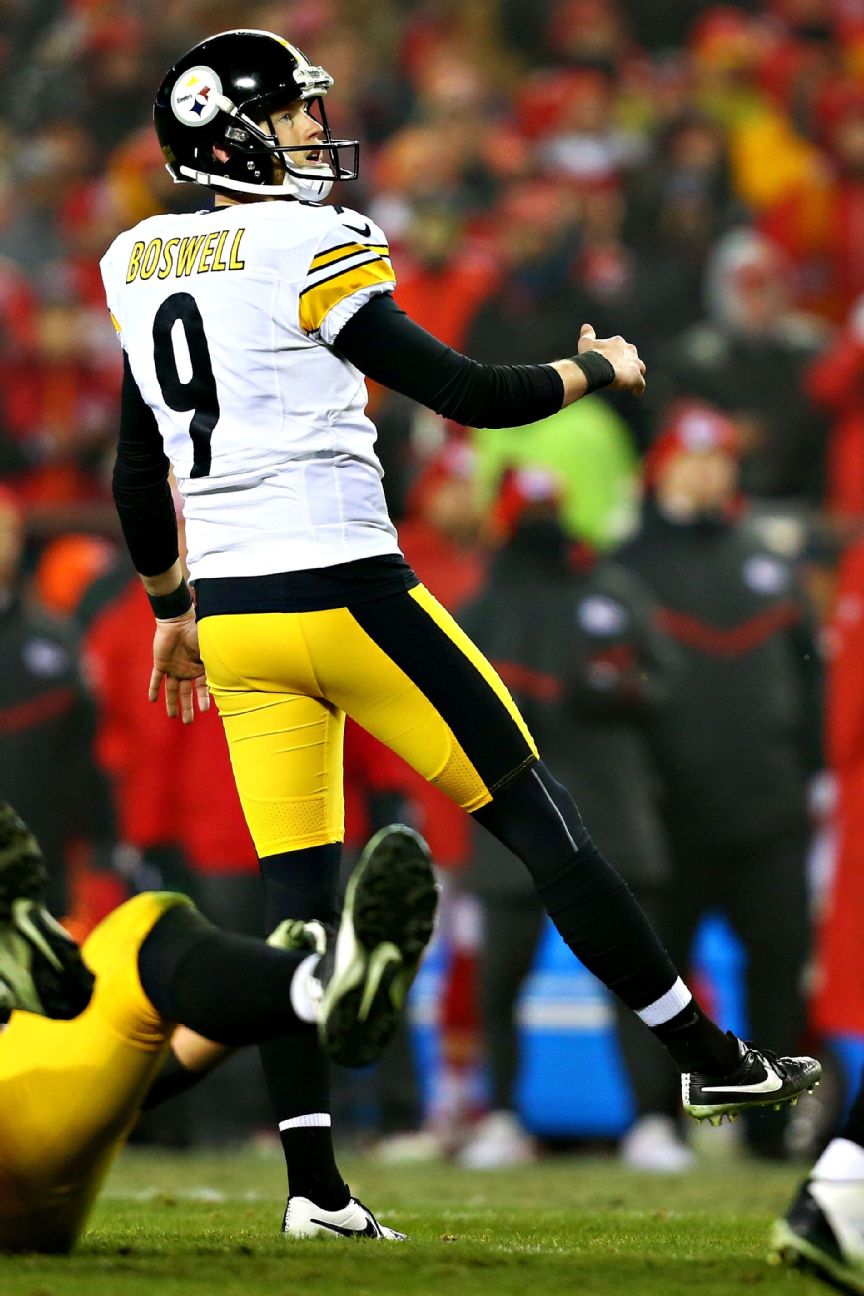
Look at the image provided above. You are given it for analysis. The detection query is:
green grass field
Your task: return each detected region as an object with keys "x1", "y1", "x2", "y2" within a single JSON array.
[{"x1": 1, "y1": 1146, "x2": 833, "y2": 1296}]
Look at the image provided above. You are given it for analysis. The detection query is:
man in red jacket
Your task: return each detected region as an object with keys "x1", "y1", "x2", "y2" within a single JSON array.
[{"x1": 805, "y1": 296, "x2": 864, "y2": 520}]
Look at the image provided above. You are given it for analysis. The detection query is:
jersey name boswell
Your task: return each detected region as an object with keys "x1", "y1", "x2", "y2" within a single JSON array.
[
  {"x1": 100, "y1": 201, "x2": 399, "y2": 580},
  {"x1": 125, "y1": 228, "x2": 247, "y2": 282}
]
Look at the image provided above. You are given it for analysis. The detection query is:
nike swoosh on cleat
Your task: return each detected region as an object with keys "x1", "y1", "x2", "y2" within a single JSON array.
[
  {"x1": 700, "y1": 1070, "x2": 783, "y2": 1094},
  {"x1": 358, "y1": 943, "x2": 402, "y2": 1022},
  {"x1": 309, "y1": 1217, "x2": 380, "y2": 1238},
  {"x1": 342, "y1": 220, "x2": 371, "y2": 237}
]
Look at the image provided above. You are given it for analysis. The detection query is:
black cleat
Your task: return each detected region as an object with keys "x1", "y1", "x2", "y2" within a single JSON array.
[
  {"x1": 683, "y1": 1037, "x2": 821, "y2": 1124},
  {"x1": 0, "y1": 804, "x2": 94, "y2": 1020},
  {"x1": 771, "y1": 1179, "x2": 864, "y2": 1293},
  {"x1": 316, "y1": 824, "x2": 438, "y2": 1068}
]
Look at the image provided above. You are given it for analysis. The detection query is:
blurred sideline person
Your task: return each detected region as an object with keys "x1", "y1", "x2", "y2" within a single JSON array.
[
  {"x1": 0, "y1": 487, "x2": 117, "y2": 917},
  {"x1": 0, "y1": 813, "x2": 437, "y2": 1252},
  {"x1": 616, "y1": 403, "x2": 820, "y2": 1159},
  {"x1": 458, "y1": 467, "x2": 685, "y2": 1171},
  {"x1": 100, "y1": 29, "x2": 819, "y2": 1236},
  {"x1": 658, "y1": 229, "x2": 828, "y2": 506}
]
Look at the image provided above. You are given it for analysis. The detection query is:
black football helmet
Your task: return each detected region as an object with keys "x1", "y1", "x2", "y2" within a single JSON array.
[{"x1": 153, "y1": 29, "x2": 359, "y2": 201}]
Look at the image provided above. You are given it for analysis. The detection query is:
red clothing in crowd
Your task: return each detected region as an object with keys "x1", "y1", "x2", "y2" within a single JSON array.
[
  {"x1": 82, "y1": 575, "x2": 180, "y2": 849},
  {"x1": 82, "y1": 572, "x2": 255, "y2": 872},
  {"x1": 0, "y1": 261, "x2": 35, "y2": 353},
  {"x1": 2, "y1": 348, "x2": 117, "y2": 505},
  {"x1": 762, "y1": 171, "x2": 864, "y2": 323},
  {"x1": 805, "y1": 304, "x2": 864, "y2": 518},
  {"x1": 395, "y1": 250, "x2": 499, "y2": 351},
  {"x1": 814, "y1": 539, "x2": 864, "y2": 1034}
]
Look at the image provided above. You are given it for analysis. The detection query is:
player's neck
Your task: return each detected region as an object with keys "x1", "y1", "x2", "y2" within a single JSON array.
[{"x1": 212, "y1": 193, "x2": 295, "y2": 207}]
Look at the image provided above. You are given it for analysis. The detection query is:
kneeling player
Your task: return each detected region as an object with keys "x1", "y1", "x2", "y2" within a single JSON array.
[{"x1": 0, "y1": 817, "x2": 437, "y2": 1252}]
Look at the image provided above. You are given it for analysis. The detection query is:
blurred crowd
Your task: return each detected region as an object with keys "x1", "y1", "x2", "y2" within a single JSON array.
[{"x1": 3, "y1": 0, "x2": 864, "y2": 1166}]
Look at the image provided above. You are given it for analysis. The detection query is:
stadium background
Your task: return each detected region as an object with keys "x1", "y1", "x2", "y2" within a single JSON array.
[{"x1": 2, "y1": 0, "x2": 864, "y2": 1156}]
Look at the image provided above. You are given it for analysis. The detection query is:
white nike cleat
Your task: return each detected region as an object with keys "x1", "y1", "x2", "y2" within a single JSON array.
[
  {"x1": 683, "y1": 1038, "x2": 821, "y2": 1124},
  {"x1": 283, "y1": 1195, "x2": 407, "y2": 1240},
  {"x1": 771, "y1": 1179, "x2": 864, "y2": 1293}
]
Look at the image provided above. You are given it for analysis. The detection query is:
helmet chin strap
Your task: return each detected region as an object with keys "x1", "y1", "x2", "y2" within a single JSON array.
[{"x1": 176, "y1": 164, "x2": 333, "y2": 201}]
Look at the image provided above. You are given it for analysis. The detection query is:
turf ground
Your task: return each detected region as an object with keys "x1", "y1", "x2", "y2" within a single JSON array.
[{"x1": 1, "y1": 1146, "x2": 836, "y2": 1296}]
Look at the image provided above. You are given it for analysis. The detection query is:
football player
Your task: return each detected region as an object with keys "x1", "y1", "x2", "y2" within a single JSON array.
[
  {"x1": 0, "y1": 813, "x2": 437, "y2": 1251},
  {"x1": 100, "y1": 28, "x2": 820, "y2": 1238},
  {"x1": 772, "y1": 1078, "x2": 864, "y2": 1291}
]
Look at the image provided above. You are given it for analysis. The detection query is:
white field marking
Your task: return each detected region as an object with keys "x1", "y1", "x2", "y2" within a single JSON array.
[
  {"x1": 493, "y1": 1242, "x2": 572, "y2": 1255},
  {"x1": 105, "y1": 1186, "x2": 261, "y2": 1202}
]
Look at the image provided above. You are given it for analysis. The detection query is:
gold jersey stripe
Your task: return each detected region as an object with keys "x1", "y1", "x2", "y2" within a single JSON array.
[
  {"x1": 299, "y1": 258, "x2": 396, "y2": 334},
  {"x1": 309, "y1": 241, "x2": 390, "y2": 273},
  {"x1": 300, "y1": 253, "x2": 393, "y2": 299},
  {"x1": 109, "y1": 311, "x2": 122, "y2": 334}
]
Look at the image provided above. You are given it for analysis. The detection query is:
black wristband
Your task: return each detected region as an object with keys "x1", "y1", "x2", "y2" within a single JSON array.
[
  {"x1": 572, "y1": 350, "x2": 616, "y2": 393},
  {"x1": 148, "y1": 578, "x2": 193, "y2": 620}
]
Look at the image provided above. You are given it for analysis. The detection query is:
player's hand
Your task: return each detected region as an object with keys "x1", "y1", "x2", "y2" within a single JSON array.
[
  {"x1": 149, "y1": 611, "x2": 210, "y2": 725},
  {"x1": 578, "y1": 323, "x2": 647, "y2": 396}
]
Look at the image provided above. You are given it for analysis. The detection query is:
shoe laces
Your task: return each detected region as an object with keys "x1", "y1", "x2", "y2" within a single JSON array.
[
  {"x1": 743, "y1": 1041, "x2": 790, "y2": 1078},
  {"x1": 352, "y1": 1198, "x2": 384, "y2": 1233}
]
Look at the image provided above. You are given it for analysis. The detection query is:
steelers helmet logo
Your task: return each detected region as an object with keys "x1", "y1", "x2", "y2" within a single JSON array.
[{"x1": 171, "y1": 66, "x2": 223, "y2": 127}]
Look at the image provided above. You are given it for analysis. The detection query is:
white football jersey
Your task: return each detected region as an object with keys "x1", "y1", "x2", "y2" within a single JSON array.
[{"x1": 100, "y1": 200, "x2": 400, "y2": 579}]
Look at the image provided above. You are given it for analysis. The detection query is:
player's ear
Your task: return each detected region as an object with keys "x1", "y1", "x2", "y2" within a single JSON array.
[{"x1": 212, "y1": 145, "x2": 231, "y2": 164}]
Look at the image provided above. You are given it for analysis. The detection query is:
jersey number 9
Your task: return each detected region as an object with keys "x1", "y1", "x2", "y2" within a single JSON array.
[{"x1": 153, "y1": 293, "x2": 220, "y2": 479}]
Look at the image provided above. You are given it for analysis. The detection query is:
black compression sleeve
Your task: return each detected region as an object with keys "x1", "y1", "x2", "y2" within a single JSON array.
[
  {"x1": 334, "y1": 293, "x2": 565, "y2": 428},
  {"x1": 112, "y1": 354, "x2": 179, "y2": 577}
]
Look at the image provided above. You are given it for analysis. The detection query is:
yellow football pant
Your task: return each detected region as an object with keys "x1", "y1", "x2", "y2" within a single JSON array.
[
  {"x1": 198, "y1": 583, "x2": 538, "y2": 857},
  {"x1": 0, "y1": 892, "x2": 191, "y2": 1253}
]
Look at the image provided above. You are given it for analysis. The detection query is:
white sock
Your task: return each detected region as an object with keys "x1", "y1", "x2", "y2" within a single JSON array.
[
  {"x1": 636, "y1": 977, "x2": 692, "y2": 1027},
  {"x1": 289, "y1": 954, "x2": 322, "y2": 1024},
  {"x1": 813, "y1": 1138, "x2": 864, "y2": 1183},
  {"x1": 278, "y1": 1112, "x2": 332, "y2": 1132}
]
